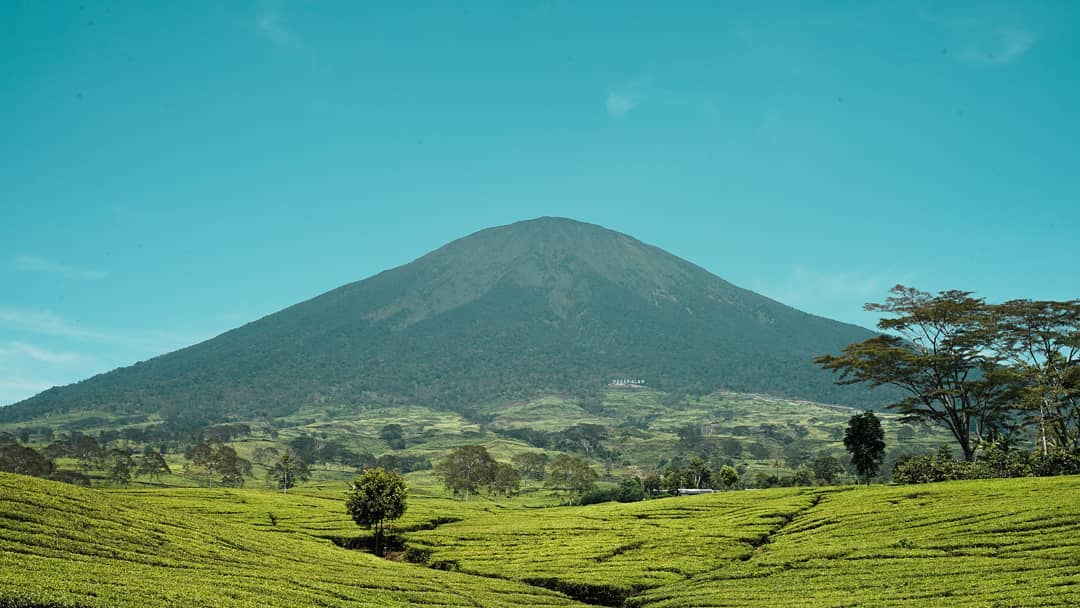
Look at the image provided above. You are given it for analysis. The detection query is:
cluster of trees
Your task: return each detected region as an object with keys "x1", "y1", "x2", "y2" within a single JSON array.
[
  {"x1": 183, "y1": 440, "x2": 251, "y2": 487},
  {"x1": 285, "y1": 435, "x2": 431, "y2": 473},
  {"x1": 818, "y1": 287, "x2": 1079, "y2": 465},
  {"x1": 894, "y1": 442, "x2": 1080, "y2": 484},
  {"x1": 645, "y1": 457, "x2": 739, "y2": 495},
  {"x1": 436, "y1": 446, "x2": 600, "y2": 505},
  {"x1": 0, "y1": 432, "x2": 170, "y2": 486}
]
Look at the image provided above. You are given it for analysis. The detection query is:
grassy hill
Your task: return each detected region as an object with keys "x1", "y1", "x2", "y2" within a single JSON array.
[
  {"x1": 3, "y1": 217, "x2": 901, "y2": 425},
  {"x1": 0, "y1": 473, "x2": 586, "y2": 608},
  {"x1": 3, "y1": 473, "x2": 1078, "y2": 607}
]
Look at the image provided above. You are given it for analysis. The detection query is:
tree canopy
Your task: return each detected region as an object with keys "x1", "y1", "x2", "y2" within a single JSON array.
[
  {"x1": 547, "y1": 454, "x2": 598, "y2": 505},
  {"x1": 844, "y1": 411, "x2": 885, "y2": 484},
  {"x1": 816, "y1": 286, "x2": 1014, "y2": 461},
  {"x1": 345, "y1": 468, "x2": 408, "y2": 555},
  {"x1": 436, "y1": 445, "x2": 496, "y2": 501}
]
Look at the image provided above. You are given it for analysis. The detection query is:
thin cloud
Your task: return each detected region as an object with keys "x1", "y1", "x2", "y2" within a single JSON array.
[
  {"x1": 605, "y1": 92, "x2": 638, "y2": 117},
  {"x1": 604, "y1": 73, "x2": 652, "y2": 118},
  {"x1": 12, "y1": 254, "x2": 108, "y2": 281},
  {"x1": 0, "y1": 341, "x2": 83, "y2": 364},
  {"x1": 258, "y1": 13, "x2": 298, "y2": 47},
  {"x1": 752, "y1": 267, "x2": 906, "y2": 329},
  {"x1": 956, "y1": 28, "x2": 1033, "y2": 65},
  {"x1": 923, "y1": 13, "x2": 1035, "y2": 66},
  {"x1": 0, "y1": 308, "x2": 110, "y2": 341}
]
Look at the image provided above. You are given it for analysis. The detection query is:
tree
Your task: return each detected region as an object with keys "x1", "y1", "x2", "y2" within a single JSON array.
[
  {"x1": 642, "y1": 473, "x2": 662, "y2": 496},
  {"x1": 490, "y1": 462, "x2": 521, "y2": 497},
  {"x1": 547, "y1": 454, "x2": 598, "y2": 505},
  {"x1": 844, "y1": 411, "x2": 885, "y2": 484},
  {"x1": 511, "y1": 452, "x2": 548, "y2": 485},
  {"x1": 810, "y1": 455, "x2": 844, "y2": 484},
  {"x1": 379, "y1": 424, "x2": 406, "y2": 450},
  {"x1": 345, "y1": 468, "x2": 407, "y2": 556},
  {"x1": 685, "y1": 457, "x2": 711, "y2": 488},
  {"x1": 816, "y1": 286, "x2": 1012, "y2": 461},
  {"x1": 252, "y1": 446, "x2": 280, "y2": 468},
  {"x1": 616, "y1": 477, "x2": 645, "y2": 502},
  {"x1": 436, "y1": 445, "x2": 495, "y2": 501},
  {"x1": 991, "y1": 299, "x2": 1080, "y2": 453},
  {"x1": 136, "y1": 449, "x2": 171, "y2": 482},
  {"x1": 270, "y1": 449, "x2": 309, "y2": 493},
  {"x1": 0, "y1": 444, "x2": 54, "y2": 477},
  {"x1": 184, "y1": 440, "x2": 250, "y2": 488},
  {"x1": 105, "y1": 449, "x2": 134, "y2": 485},
  {"x1": 717, "y1": 465, "x2": 739, "y2": 489},
  {"x1": 719, "y1": 437, "x2": 742, "y2": 458}
]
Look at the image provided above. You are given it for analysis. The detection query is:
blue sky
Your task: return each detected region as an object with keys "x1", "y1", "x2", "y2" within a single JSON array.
[{"x1": 2, "y1": 1, "x2": 1078, "y2": 406}]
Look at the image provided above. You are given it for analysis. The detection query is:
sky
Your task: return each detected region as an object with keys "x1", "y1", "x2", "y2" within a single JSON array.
[{"x1": 2, "y1": 1, "x2": 1078, "y2": 406}]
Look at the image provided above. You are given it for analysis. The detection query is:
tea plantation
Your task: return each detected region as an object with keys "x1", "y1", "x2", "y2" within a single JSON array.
[{"x1": 2, "y1": 473, "x2": 1078, "y2": 606}]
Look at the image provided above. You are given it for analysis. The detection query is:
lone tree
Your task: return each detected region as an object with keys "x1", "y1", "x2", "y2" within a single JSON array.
[
  {"x1": 436, "y1": 445, "x2": 496, "y2": 501},
  {"x1": 345, "y1": 468, "x2": 407, "y2": 556},
  {"x1": 815, "y1": 286, "x2": 1013, "y2": 461},
  {"x1": 844, "y1": 411, "x2": 885, "y2": 484},
  {"x1": 271, "y1": 449, "x2": 309, "y2": 493}
]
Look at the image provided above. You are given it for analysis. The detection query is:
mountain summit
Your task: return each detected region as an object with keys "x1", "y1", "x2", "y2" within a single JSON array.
[{"x1": 3, "y1": 218, "x2": 891, "y2": 424}]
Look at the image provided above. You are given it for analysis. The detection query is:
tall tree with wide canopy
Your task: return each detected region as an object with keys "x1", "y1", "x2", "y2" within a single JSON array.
[
  {"x1": 436, "y1": 445, "x2": 496, "y2": 501},
  {"x1": 815, "y1": 286, "x2": 1013, "y2": 461},
  {"x1": 991, "y1": 299, "x2": 1080, "y2": 453}
]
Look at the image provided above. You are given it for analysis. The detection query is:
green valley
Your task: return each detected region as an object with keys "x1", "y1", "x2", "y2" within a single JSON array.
[{"x1": 3, "y1": 472, "x2": 1078, "y2": 607}]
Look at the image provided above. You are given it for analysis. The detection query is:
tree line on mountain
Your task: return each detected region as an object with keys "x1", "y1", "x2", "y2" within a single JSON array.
[{"x1": 817, "y1": 286, "x2": 1080, "y2": 470}]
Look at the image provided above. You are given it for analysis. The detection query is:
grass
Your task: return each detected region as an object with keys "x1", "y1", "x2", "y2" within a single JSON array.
[
  {"x1": 5, "y1": 473, "x2": 1079, "y2": 607},
  {"x1": 0, "y1": 473, "x2": 587, "y2": 608}
]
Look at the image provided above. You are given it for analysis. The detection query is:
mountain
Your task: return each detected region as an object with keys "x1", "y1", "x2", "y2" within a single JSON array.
[{"x1": 2, "y1": 217, "x2": 895, "y2": 425}]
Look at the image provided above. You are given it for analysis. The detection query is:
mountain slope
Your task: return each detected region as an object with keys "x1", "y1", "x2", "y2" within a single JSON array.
[{"x1": 2, "y1": 217, "x2": 894, "y2": 424}]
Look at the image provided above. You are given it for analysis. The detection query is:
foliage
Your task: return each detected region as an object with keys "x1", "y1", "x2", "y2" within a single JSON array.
[
  {"x1": 0, "y1": 443, "x2": 53, "y2": 477},
  {"x1": 345, "y1": 468, "x2": 408, "y2": 556},
  {"x1": 894, "y1": 443, "x2": 1080, "y2": 484},
  {"x1": 379, "y1": 424, "x2": 406, "y2": 449},
  {"x1": 511, "y1": 451, "x2": 548, "y2": 483},
  {"x1": 816, "y1": 286, "x2": 1014, "y2": 461},
  {"x1": 105, "y1": 448, "x2": 134, "y2": 485},
  {"x1": 270, "y1": 448, "x2": 309, "y2": 493},
  {"x1": 717, "y1": 465, "x2": 738, "y2": 489},
  {"x1": 547, "y1": 454, "x2": 598, "y2": 505},
  {"x1": 810, "y1": 454, "x2": 844, "y2": 483},
  {"x1": 844, "y1": 411, "x2": 885, "y2": 484},
  {"x1": 437, "y1": 445, "x2": 496, "y2": 501},
  {"x1": 136, "y1": 448, "x2": 171, "y2": 481},
  {"x1": 991, "y1": 299, "x2": 1080, "y2": 451},
  {"x1": 183, "y1": 440, "x2": 251, "y2": 488},
  {"x1": 490, "y1": 462, "x2": 521, "y2": 497}
]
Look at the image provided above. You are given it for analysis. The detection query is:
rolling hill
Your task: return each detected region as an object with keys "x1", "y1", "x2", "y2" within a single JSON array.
[{"x1": 2, "y1": 217, "x2": 897, "y2": 425}]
